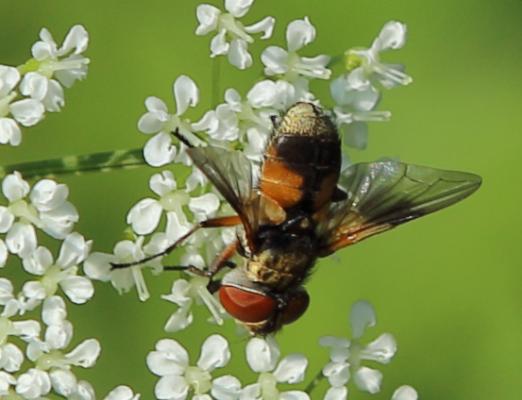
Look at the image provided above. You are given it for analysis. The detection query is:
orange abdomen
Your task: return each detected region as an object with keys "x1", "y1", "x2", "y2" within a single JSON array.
[{"x1": 260, "y1": 135, "x2": 341, "y2": 211}]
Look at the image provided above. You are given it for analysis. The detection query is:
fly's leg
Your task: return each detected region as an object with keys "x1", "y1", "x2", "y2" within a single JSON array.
[
  {"x1": 162, "y1": 240, "x2": 239, "y2": 293},
  {"x1": 110, "y1": 215, "x2": 241, "y2": 270}
]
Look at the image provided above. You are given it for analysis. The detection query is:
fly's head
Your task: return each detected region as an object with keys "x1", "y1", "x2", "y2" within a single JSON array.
[{"x1": 218, "y1": 269, "x2": 309, "y2": 335}]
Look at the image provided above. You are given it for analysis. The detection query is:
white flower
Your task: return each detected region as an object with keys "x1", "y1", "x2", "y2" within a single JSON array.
[
  {"x1": 104, "y1": 385, "x2": 141, "y2": 400},
  {"x1": 22, "y1": 297, "x2": 100, "y2": 398},
  {"x1": 319, "y1": 301, "x2": 397, "y2": 397},
  {"x1": 331, "y1": 72, "x2": 391, "y2": 150},
  {"x1": 84, "y1": 236, "x2": 161, "y2": 301},
  {"x1": 345, "y1": 21, "x2": 411, "y2": 89},
  {"x1": 138, "y1": 75, "x2": 202, "y2": 167},
  {"x1": 243, "y1": 336, "x2": 309, "y2": 400},
  {"x1": 1, "y1": 173, "x2": 79, "y2": 258},
  {"x1": 126, "y1": 170, "x2": 219, "y2": 236},
  {"x1": 0, "y1": 65, "x2": 45, "y2": 146},
  {"x1": 16, "y1": 368, "x2": 52, "y2": 398},
  {"x1": 28, "y1": 25, "x2": 90, "y2": 88},
  {"x1": 147, "y1": 334, "x2": 231, "y2": 399},
  {"x1": 162, "y1": 276, "x2": 226, "y2": 332},
  {"x1": 196, "y1": 0, "x2": 275, "y2": 69},
  {"x1": 261, "y1": 17, "x2": 331, "y2": 82},
  {"x1": 21, "y1": 233, "x2": 93, "y2": 307}
]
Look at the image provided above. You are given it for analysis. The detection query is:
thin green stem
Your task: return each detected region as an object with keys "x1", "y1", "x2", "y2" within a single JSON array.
[
  {"x1": 305, "y1": 367, "x2": 325, "y2": 394},
  {"x1": 0, "y1": 148, "x2": 146, "y2": 180}
]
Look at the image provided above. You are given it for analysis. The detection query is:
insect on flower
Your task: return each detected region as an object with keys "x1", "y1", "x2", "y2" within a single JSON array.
[{"x1": 112, "y1": 102, "x2": 481, "y2": 335}]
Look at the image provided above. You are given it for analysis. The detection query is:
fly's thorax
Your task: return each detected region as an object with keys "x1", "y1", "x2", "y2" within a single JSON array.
[
  {"x1": 246, "y1": 233, "x2": 317, "y2": 290},
  {"x1": 275, "y1": 102, "x2": 337, "y2": 139}
]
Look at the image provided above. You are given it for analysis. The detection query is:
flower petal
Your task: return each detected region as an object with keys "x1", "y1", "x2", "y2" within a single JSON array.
[
  {"x1": 261, "y1": 46, "x2": 289, "y2": 76},
  {"x1": 9, "y1": 98, "x2": 45, "y2": 127},
  {"x1": 6, "y1": 222, "x2": 37, "y2": 258},
  {"x1": 360, "y1": 333, "x2": 397, "y2": 364},
  {"x1": 0, "y1": 240, "x2": 7, "y2": 268},
  {"x1": 155, "y1": 375, "x2": 189, "y2": 400},
  {"x1": 0, "y1": 118, "x2": 22, "y2": 146},
  {"x1": 2, "y1": 171, "x2": 30, "y2": 202},
  {"x1": 189, "y1": 193, "x2": 220, "y2": 221},
  {"x1": 279, "y1": 391, "x2": 310, "y2": 400},
  {"x1": 196, "y1": 4, "x2": 221, "y2": 35},
  {"x1": 210, "y1": 30, "x2": 230, "y2": 56},
  {"x1": 147, "y1": 339, "x2": 189, "y2": 376},
  {"x1": 61, "y1": 275, "x2": 94, "y2": 304},
  {"x1": 197, "y1": 334, "x2": 230, "y2": 371},
  {"x1": 0, "y1": 207, "x2": 14, "y2": 234},
  {"x1": 144, "y1": 132, "x2": 177, "y2": 167},
  {"x1": 174, "y1": 75, "x2": 199, "y2": 116},
  {"x1": 372, "y1": 21, "x2": 407, "y2": 52},
  {"x1": 211, "y1": 375, "x2": 241, "y2": 400},
  {"x1": 350, "y1": 300, "x2": 376, "y2": 339},
  {"x1": 354, "y1": 367, "x2": 382, "y2": 394},
  {"x1": 225, "y1": 0, "x2": 254, "y2": 18},
  {"x1": 127, "y1": 198, "x2": 163, "y2": 235},
  {"x1": 65, "y1": 338, "x2": 101, "y2": 367},
  {"x1": 42, "y1": 295, "x2": 67, "y2": 325},
  {"x1": 391, "y1": 385, "x2": 418, "y2": 400},
  {"x1": 104, "y1": 385, "x2": 141, "y2": 400},
  {"x1": 30, "y1": 179, "x2": 69, "y2": 212},
  {"x1": 245, "y1": 16, "x2": 275, "y2": 39},
  {"x1": 324, "y1": 386, "x2": 347, "y2": 400},
  {"x1": 60, "y1": 25, "x2": 89, "y2": 55},
  {"x1": 228, "y1": 39, "x2": 252, "y2": 70},
  {"x1": 15, "y1": 368, "x2": 51, "y2": 399},
  {"x1": 49, "y1": 369, "x2": 77, "y2": 397},
  {"x1": 286, "y1": 17, "x2": 315, "y2": 52},
  {"x1": 150, "y1": 170, "x2": 177, "y2": 196},
  {"x1": 246, "y1": 336, "x2": 280, "y2": 373},
  {"x1": 322, "y1": 361, "x2": 350, "y2": 387},
  {"x1": 273, "y1": 354, "x2": 308, "y2": 384}
]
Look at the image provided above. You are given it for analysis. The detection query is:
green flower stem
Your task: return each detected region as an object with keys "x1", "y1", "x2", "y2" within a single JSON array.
[
  {"x1": 305, "y1": 367, "x2": 326, "y2": 394},
  {"x1": 0, "y1": 148, "x2": 146, "y2": 180}
]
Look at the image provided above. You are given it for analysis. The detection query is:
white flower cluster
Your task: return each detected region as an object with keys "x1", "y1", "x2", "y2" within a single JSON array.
[
  {"x1": 148, "y1": 334, "x2": 310, "y2": 400},
  {"x1": 0, "y1": 25, "x2": 89, "y2": 147},
  {"x1": 320, "y1": 301, "x2": 417, "y2": 400},
  {"x1": 331, "y1": 21, "x2": 411, "y2": 150},
  {"x1": 0, "y1": 171, "x2": 139, "y2": 399}
]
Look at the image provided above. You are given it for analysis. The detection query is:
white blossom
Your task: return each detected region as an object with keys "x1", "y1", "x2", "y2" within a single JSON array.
[
  {"x1": 319, "y1": 301, "x2": 397, "y2": 397},
  {"x1": 84, "y1": 236, "x2": 161, "y2": 302},
  {"x1": 126, "y1": 170, "x2": 219, "y2": 236},
  {"x1": 147, "y1": 334, "x2": 231, "y2": 399},
  {"x1": 195, "y1": 0, "x2": 275, "y2": 69},
  {"x1": 345, "y1": 21, "x2": 411, "y2": 89},
  {"x1": 21, "y1": 232, "x2": 94, "y2": 306},
  {"x1": 1, "y1": 173, "x2": 79, "y2": 258},
  {"x1": 261, "y1": 17, "x2": 331, "y2": 82},
  {"x1": 162, "y1": 276, "x2": 226, "y2": 333},
  {"x1": 138, "y1": 75, "x2": 203, "y2": 167},
  {"x1": 0, "y1": 65, "x2": 44, "y2": 146},
  {"x1": 28, "y1": 24, "x2": 90, "y2": 89},
  {"x1": 243, "y1": 336, "x2": 310, "y2": 399}
]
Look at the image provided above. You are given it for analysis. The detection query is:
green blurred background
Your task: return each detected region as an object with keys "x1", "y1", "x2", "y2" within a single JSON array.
[{"x1": 1, "y1": 0, "x2": 521, "y2": 398}]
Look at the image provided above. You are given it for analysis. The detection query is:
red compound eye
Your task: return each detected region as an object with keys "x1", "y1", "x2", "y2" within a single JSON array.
[{"x1": 219, "y1": 286, "x2": 277, "y2": 323}]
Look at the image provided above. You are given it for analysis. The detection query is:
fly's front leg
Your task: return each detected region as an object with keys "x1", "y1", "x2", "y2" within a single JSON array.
[
  {"x1": 163, "y1": 240, "x2": 240, "y2": 293},
  {"x1": 110, "y1": 215, "x2": 241, "y2": 270}
]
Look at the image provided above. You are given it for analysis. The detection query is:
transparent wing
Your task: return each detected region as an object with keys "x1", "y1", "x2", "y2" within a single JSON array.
[
  {"x1": 317, "y1": 160, "x2": 482, "y2": 255},
  {"x1": 187, "y1": 146, "x2": 286, "y2": 250},
  {"x1": 187, "y1": 146, "x2": 255, "y2": 215}
]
